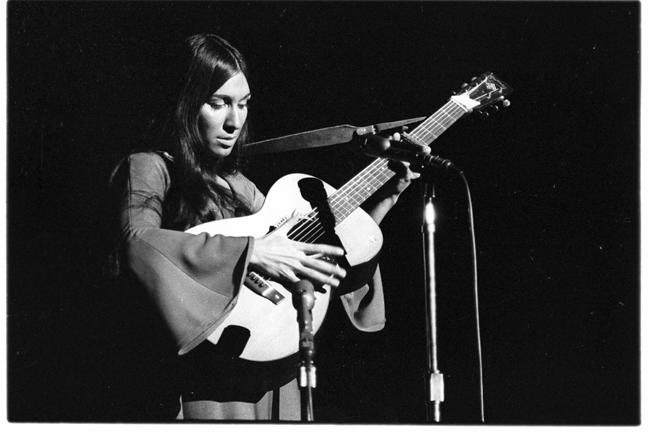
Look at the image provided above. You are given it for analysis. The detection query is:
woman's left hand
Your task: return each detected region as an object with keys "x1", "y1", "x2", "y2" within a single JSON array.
[{"x1": 365, "y1": 132, "x2": 423, "y2": 224}]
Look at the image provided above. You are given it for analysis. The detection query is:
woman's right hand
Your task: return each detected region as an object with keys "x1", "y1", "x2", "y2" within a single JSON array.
[{"x1": 249, "y1": 217, "x2": 347, "y2": 288}]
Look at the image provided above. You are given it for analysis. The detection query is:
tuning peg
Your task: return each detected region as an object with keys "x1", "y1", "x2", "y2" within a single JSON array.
[
  {"x1": 491, "y1": 105, "x2": 500, "y2": 112},
  {"x1": 461, "y1": 82, "x2": 469, "y2": 89},
  {"x1": 498, "y1": 96, "x2": 511, "y2": 108}
]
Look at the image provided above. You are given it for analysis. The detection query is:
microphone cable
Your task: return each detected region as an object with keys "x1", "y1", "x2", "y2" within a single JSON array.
[
  {"x1": 456, "y1": 169, "x2": 486, "y2": 423},
  {"x1": 419, "y1": 162, "x2": 485, "y2": 422}
]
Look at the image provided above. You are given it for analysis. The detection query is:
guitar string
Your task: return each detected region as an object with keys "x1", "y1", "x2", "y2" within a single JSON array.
[
  {"x1": 298, "y1": 167, "x2": 394, "y2": 244},
  {"x1": 288, "y1": 158, "x2": 389, "y2": 243},
  {"x1": 410, "y1": 102, "x2": 465, "y2": 142},
  {"x1": 286, "y1": 102, "x2": 467, "y2": 244},
  {"x1": 288, "y1": 105, "x2": 466, "y2": 244},
  {"x1": 285, "y1": 83, "x2": 504, "y2": 244},
  {"x1": 422, "y1": 102, "x2": 464, "y2": 131},
  {"x1": 329, "y1": 103, "x2": 464, "y2": 201},
  {"x1": 418, "y1": 104, "x2": 466, "y2": 141},
  {"x1": 290, "y1": 146, "x2": 431, "y2": 243},
  {"x1": 286, "y1": 103, "x2": 467, "y2": 244},
  {"x1": 314, "y1": 103, "x2": 464, "y2": 216},
  {"x1": 410, "y1": 102, "x2": 458, "y2": 139},
  {"x1": 289, "y1": 146, "x2": 399, "y2": 243},
  {"x1": 289, "y1": 160, "x2": 391, "y2": 243},
  {"x1": 406, "y1": 102, "x2": 459, "y2": 141},
  {"x1": 296, "y1": 165, "x2": 392, "y2": 245}
]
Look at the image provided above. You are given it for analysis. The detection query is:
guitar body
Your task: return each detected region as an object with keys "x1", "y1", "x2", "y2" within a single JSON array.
[
  {"x1": 183, "y1": 72, "x2": 512, "y2": 362},
  {"x1": 186, "y1": 173, "x2": 383, "y2": 361}
]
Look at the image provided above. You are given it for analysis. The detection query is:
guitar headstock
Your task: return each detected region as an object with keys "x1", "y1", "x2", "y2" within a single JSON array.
[{"x1": 450, "y1": 72, "x2": 513, "y2": 112}]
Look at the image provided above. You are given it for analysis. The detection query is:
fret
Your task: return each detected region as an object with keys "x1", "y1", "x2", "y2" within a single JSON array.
[
  {"x1": 410, "y1": 101, "x2": 465, "y2": 144},
  {"x1": 326, "y1": 99, "x2": 467, "y2": 225},
  {"x1": 329, "y1": 159, "x2": 394, "y2": 223}
]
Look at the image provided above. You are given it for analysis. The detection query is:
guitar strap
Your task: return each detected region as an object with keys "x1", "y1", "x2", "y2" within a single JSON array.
[{"x1": 241, "y1": 116, "x2": 426, "y2": 156}]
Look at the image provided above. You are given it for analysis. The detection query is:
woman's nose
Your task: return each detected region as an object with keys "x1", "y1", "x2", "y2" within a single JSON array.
[{"x1": 225, "y1": 106, "x2": 244, "y2": 130}]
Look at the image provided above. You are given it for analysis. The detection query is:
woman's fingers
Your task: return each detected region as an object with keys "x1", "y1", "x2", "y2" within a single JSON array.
[
  {"x1": 281, "y1": 269, "x2": 301, "y2": 284},
  {"x1": 293, "y1": 242, "x2": 346, "y2": 285},
  {"x1": 298, "y1": 242, "x2": 345, "y2": 258},
  {"x1": 302, "y1": 255, "x2": 346, "y2": 278},
  {"x1": 253, "y1": 218, "x2": 349, "y2": 286},
  {"x1": 295, "y1": 264, "x2": 343, "y2": 287},
  {"x1": 388, "y1": 160, "x2": 421, "y2": 182},
  {"x1": 403, "y1": 162, "x2": 421, "y2": 180}
]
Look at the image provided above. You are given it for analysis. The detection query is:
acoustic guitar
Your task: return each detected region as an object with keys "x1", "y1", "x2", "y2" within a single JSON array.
[{"x1": 186, "y1": 72, "x2": 512, "y2": 362}]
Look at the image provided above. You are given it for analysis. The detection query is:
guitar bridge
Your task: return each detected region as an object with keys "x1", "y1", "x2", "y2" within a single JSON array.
[{"x1": 244, "y1": 272, "x2": 285, "y2": 304}]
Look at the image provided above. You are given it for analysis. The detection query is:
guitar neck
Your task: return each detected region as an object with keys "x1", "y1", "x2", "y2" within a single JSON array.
[{"x1": 329, "y1": 100, "x2": 467, "y2": 224}]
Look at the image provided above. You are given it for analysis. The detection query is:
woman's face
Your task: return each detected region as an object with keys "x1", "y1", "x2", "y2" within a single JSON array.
[{"x1": 198, "y1": 72, "x2": 251, "y2": 158}]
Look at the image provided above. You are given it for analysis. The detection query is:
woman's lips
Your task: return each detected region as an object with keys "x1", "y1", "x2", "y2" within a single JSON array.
[{"x1": 217, "y1": 136, "x2": 237, "y2": 146}]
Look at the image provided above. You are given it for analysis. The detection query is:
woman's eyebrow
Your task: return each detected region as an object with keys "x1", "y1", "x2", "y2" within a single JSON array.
[{"x1": 210, "y1": 92, "x2": 252, "y2": 101}]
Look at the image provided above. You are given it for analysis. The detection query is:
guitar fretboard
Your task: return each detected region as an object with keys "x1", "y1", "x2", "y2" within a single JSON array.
[{"x1": 328, "y1": 100, "x2": 467, "y2": 224}]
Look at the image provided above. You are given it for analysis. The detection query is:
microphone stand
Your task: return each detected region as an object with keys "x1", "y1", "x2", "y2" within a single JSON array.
[
  {"x1": 421, "y1": 177, "x2": 445, "y2": 423},
  {"x1": 292, "y1": 280, "x2": 316, "y2": 422},
  {"x1": 357, "y1": 133, "x2": 452, "y2": 421}
]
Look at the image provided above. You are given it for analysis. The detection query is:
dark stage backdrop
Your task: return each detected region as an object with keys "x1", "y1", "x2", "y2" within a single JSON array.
[{"x1": 7, "y1": 1, "x2": 639, "y2": 424}]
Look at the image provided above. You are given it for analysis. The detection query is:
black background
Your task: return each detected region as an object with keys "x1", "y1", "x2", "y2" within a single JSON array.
[{"x1": 7, "y1": 1, "x2": 639, "y2": 424}]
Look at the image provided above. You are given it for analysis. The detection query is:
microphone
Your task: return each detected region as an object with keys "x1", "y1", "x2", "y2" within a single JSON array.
[
  {"x1": 417, "y1": 153, "x2": 457, "y2": 171},
  {"x1": 291, "y1": 279, "x2": 316, "y2": 316},
  {"x1": 290, "y1": 280, "x2": 316, "y2": 388},
  {"x1": 359, "y1": 134, "x2": 457, "y2": 171}
]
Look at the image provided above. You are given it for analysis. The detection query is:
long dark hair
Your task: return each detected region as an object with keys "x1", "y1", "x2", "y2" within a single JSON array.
[
  {"x1": 162, "y1": 33, "x2": 252, "y2": 230},
  {"x1": 106, "y1": 34, "x2": 253, "y2": 278}
]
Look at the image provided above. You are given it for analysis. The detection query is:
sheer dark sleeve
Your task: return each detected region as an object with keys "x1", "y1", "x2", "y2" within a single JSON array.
[{"x1": 116, "y1": 152, "x2": 255, "y2": 354}]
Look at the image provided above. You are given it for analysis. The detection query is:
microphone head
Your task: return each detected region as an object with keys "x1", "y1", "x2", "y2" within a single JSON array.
[
  {"x1": 291, "y1": 279, "x2": 316, "y2": 309},
  {"x1": 291, "y1": 279, "x2": 315, "y2": 294},
  {"x1": 420, "y1": 154, "x2": 457, "y2": 170}
]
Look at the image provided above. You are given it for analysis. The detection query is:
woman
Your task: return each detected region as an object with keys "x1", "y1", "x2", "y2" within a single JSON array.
[{"x1": 110, "y1": 33, "x2": 419, "y2": 420}]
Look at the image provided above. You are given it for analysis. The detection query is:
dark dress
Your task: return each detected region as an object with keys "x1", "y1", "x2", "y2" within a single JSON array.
[{"x1": 113, "y1": 152, "x2": 386, "y2": 420}]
